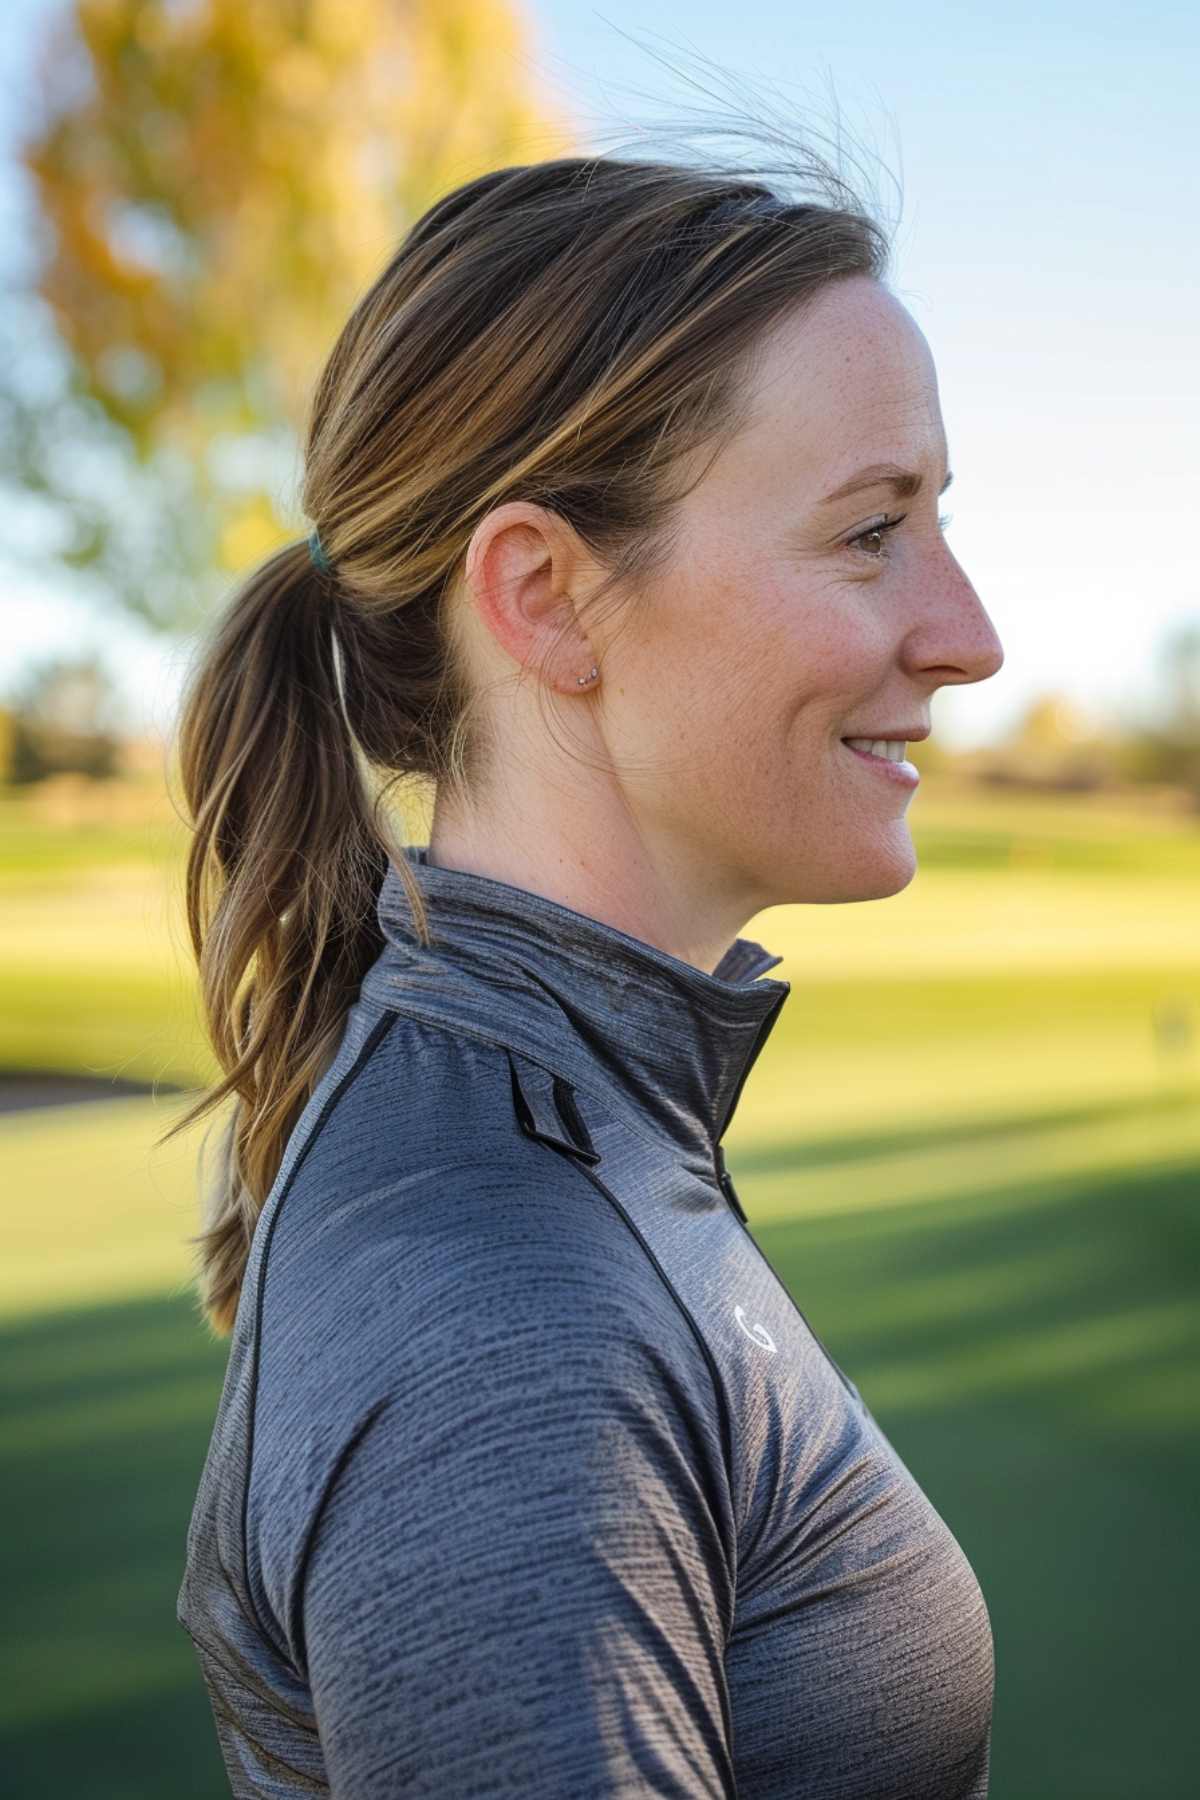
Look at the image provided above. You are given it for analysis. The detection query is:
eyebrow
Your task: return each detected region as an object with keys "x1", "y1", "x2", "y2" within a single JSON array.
[{"x1": 820, "y1": 463, "x2": 955, "y2": 505}]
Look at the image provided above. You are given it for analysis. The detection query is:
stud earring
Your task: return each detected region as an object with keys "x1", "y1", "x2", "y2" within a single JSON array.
[{"x1": 577, "y1": 665, "x2": 599, "y2": 686}]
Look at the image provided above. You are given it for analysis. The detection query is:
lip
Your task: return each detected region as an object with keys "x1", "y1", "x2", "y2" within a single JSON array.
[
  {"x1": 840, "y1": 726, "x2": 930, "y2": 741},
  {"x1": 839, "y1": 738, "x2": 920, "y2": 788}
]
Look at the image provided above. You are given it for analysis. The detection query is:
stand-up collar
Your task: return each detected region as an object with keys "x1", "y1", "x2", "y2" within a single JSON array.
[{"x1": 363, "y1": 844, "x2": 791, "y2": 1179}]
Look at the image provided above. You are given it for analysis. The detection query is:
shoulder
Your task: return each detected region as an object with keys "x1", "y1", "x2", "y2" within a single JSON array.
[
  {"x1": 249, "y1": 1006, "x2": 729, "y2": 1489},
  {"x1": 249, "y1": 1145, "x2": 733, "y2": 1673},
  {"x1": 270, "y1": 1139, "x2": 718, "y2": 1418},
  {"x1": 256, "y1": 1002, "x2": 708, "y2": 1405}
]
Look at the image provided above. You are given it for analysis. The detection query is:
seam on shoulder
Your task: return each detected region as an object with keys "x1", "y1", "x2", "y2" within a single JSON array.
[{"x1": 240, "y1": 1006, "x2": 401, "y2": 1665}]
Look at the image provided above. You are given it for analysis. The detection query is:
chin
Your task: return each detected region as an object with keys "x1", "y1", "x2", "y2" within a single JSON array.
[
  {"x1": 750, "y1": 812, "x2": 919, "y2": 906},
  {"x1": 808, "y1": 839, "x2": 918, "y2": 905},
  {"x1": 857, "y1": 839, "x2": 918, "y2": 901},
  {"x1": 863, "y1": 864, "x2": 917, "y2": 901}
]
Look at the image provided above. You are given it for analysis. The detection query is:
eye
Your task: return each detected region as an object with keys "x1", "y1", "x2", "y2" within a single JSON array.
[
  {"x1": 846, "y1": 513, "x2": 905, "y2": 559},
  {"x1": 846, "y1": 510, "x2": 954, "y2": 560}
]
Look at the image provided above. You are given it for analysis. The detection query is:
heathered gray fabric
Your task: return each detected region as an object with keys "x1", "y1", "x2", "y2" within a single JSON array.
[{"x1": 176, "y1": 843, "x2": 995, "y2": 1797}]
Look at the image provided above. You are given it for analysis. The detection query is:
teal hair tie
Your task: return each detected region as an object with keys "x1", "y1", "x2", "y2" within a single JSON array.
[{"x1": 307, "y1": 527, "x2": 332, "y2": 573}]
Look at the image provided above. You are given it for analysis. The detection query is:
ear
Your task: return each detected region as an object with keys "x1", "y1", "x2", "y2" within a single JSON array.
[{"x1": 462, "y1": 501, "x2": 600, "y2": 694}]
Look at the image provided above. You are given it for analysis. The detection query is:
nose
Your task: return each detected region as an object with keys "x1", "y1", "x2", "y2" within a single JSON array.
[{"x1": 917, "y1": 548, "x2": 1005, "y2": 690}]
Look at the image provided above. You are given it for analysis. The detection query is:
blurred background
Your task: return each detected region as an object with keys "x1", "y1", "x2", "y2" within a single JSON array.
[{"x1": 1, "y1": 2, "x2": 1196, "y2": 1796}]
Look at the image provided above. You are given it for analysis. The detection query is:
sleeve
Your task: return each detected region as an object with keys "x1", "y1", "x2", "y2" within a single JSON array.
[{"x1": 297, "y1": 1212, "x2": 739, "y2": 1798}]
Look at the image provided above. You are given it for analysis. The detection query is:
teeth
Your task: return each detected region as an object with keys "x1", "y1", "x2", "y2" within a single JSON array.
[{"x1": 844, "y1": 738, "x2": 905, "y2": 762}]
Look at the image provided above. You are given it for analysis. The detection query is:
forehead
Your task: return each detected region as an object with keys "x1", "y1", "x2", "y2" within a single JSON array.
[{"x1": 728, "y1": 276, "x2": 946, "y2": 492}]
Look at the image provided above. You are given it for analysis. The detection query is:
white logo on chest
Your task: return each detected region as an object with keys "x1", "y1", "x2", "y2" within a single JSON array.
[{"x1": 733, "y1": 1304, "x2": 777, "y2": 1354}]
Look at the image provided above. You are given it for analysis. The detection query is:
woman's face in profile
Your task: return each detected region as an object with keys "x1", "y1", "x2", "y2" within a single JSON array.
[{"x1": 612, "y1": 273, "x2": 1005, "y2": 910}]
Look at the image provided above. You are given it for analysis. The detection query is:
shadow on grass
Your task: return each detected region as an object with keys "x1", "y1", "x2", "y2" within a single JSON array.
[
  {"x1": 748, "y1": 1139, "x2": 1199, "y2": 1800},
  {"x1": 0, "y1": 1292, "x2": 230, "y2": 1799},
  {"x1": 1, "y1": 1109, "x2": 1196, "y2": 1799}
]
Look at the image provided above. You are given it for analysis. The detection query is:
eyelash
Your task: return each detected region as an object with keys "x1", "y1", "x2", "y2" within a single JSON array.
[{"x1": 847, "y1": 511, "x2": 954, "y2": 559}]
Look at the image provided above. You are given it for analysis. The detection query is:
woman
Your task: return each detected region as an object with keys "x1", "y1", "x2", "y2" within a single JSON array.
[{"x1": 170, "y1": 147, "x2": 1004, "y2": 1798}]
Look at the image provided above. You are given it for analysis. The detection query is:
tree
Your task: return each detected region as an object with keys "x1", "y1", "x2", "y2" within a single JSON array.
[
  {"x1": 1157, "y1": 617, "x2": 1200, "y2": 733},
  {"x1": 6, "y1": 652, "x2": 124, "y2": 783},
  {"x1": 2, "y1": 0, "x2": 573, "y2": 638},
  {"x1": 983, "y1": 691, "x2": 1120, "y2": 792},
  {"x1": 1116, "y1": 616, "x2": 1200, "y2": 808}
]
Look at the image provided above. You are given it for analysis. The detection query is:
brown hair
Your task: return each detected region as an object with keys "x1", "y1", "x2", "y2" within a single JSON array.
[{"x1": 160, "y1": 137, "x2": 892, "y2": 1336}]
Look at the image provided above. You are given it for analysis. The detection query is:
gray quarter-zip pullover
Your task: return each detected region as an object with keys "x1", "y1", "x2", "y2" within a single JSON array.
[{"x1": 176, "y1": 844, "x2": 994, "y2": 1797}]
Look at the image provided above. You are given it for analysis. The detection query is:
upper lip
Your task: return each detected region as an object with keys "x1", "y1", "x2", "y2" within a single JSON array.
[{"x1": 841, "y1": 724, "x2": 931, "y2": 741}]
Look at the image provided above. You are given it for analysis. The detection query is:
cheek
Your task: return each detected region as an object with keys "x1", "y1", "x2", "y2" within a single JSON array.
[
  {"x1": 617, "y1": 615, "x2": 768, "y2": 798},
  {"x1": 720, "y1": 567, "x2": 860, "y2": 733},
  {"x1": 628, "y1": 551, "x2": 872, "y2": 762},
  {"x1": 767, "y1": 566, "x2": 888, "y2": 707},
  {"x1": 684, "y1": 612, "x2": 787, "y2": 754}
]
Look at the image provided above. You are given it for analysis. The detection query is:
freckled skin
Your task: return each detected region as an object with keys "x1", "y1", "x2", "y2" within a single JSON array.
[{"x1": 431, "y1": 275, "x2": 1005, "y2": 969}]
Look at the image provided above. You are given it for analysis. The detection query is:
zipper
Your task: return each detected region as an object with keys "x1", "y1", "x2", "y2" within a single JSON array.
[
  {"x1": 711, "y1": 984, "x2": 789, "y2": 1227},
  {"x1": 714, "y1": 1141, "x2": 749, "y2": 1224},
  {"x1": 712, "y1": 985, "x2": 789, "y2": 1146}
]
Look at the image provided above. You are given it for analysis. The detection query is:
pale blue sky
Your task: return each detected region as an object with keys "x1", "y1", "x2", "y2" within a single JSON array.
[{"x1": 1, "y1": 1, "x2": 1197, "y2": 749}]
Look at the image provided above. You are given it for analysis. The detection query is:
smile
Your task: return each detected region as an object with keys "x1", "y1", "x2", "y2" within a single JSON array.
[{"x1": 839, "y1": 738, "x2": 920, "y2": 788}]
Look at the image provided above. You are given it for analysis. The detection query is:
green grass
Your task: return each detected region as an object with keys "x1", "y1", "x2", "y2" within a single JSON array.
[
  {"x1": 0, "y1": 1092, "x2": 205, "y2": 1319},
  {"x1": 1, "y1": 776, "x2": 1198, "y2": 1796},
  {"x1": 741, "y1": 1127, "x2": 1200, "y2": 1800},
  {"x1": 0, "y1": 1292, "x2": 230, "y2": 1797}
]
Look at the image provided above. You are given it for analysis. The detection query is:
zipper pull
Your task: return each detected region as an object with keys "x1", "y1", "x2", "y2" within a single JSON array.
[{"x1": 715, "y1": 1143, "x2": 749, "y2": 1223}]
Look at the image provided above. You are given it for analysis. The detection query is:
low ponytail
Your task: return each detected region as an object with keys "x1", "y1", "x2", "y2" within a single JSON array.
[{"x1": 159, "y1": 539, "x2": 428, "y2": 1337}]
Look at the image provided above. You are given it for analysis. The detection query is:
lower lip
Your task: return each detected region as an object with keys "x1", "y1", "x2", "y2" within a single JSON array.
[{"x1": 840, "y1": 740, "x2": 920, "y2": 788}]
